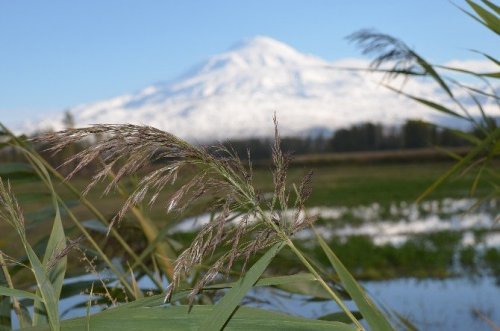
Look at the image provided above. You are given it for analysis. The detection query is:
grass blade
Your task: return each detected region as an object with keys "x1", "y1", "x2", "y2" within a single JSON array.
[
  {"x1": 0, "y1": 268, "x2": 11, "y2": 330},
  {"x1": 21, "y1": 305, "x2": 357, "y2": 331},
  {"x1": 33, "y1": 178, "x2": 67, "y2": 326},
  {"x1": 316, "y1": 232, "x2": 395, "y2": 331},
  {"x1": 466, "y1": 0, "x2": 500, "y2": 34},
  {"x1": 202, "y1": 242, "x2": 285, "y2": 331},
  {"x1": 205, "y1": 273, "x2": 317, "y2": 289},
  {"x1": 8, "y1": 143, "x2": 68, "y2": 327},
  {"x1": 471, "y1": 49, "x2": 500, "y2": 66},
  {"x1": 435, "y1": 64, "x2": 500, "y2": 78},
  {"x1": 0, "y1": 180, "x2": 60, "y2": 330},
  {"x1": 0, "y1": 286, "x2": 42, "y2": 301},
  {"x1": 116, "y1": 273, "x2": 317, "y2": 310},
  {"x1": 0, "y1": 254, "x2": 31, "y2": 328},
  {"x1": 24, "y1": 244, "x2": 60, "y2": 330},
  {"x1": 318, "y1": 311, "x2": 363, "y2": 324},
  {"x1": 481, "y1": 0, "x2": 500, "y2": 14},
  {"x1": 417, "y1": 128, "x2": 500, "y2": 202},
  {"x1": 456, "y1": 0, "x2": 500, "y2": 34},
  {"x1": 414, "y1": 54, "x2": 454, "y2": 98},
  {"x1": 0, "y1": 124, "x2": 161, "y2": 292},
  {"x1": 384, "y1": 85, "x2": 467, "y2": 120},
  {"x1": 86, "y1": 284, "x2": 94, "y2": 331}
]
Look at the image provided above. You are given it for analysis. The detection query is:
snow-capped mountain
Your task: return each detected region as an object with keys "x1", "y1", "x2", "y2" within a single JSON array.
[{"x1": 22, "y1": 36, "x2": 495, "y2": 141}]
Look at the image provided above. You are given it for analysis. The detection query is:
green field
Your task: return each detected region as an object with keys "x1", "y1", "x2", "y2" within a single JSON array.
[
  {"x1": 1, "y1": 158, "x2": 498, "y2": 285},
  {"x1": 5, "y1": 159, "x2": 496, "y2": 225},
  {"x1": 7, "y1": 160, "x2": 494, "y2": 219}
]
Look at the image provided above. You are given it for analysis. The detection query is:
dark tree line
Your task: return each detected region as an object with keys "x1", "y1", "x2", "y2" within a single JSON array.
[
  {"x1": 331, "y1": 120, "x2": 471, "y2": 151},
  {"x1": 223, "y1": 120, "x2": 482, "y2": 160}
]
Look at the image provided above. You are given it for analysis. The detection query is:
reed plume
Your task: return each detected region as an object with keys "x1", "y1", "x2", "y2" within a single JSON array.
[{"x1": 36, "y1": 116, "x2": 315, "y2": 301}]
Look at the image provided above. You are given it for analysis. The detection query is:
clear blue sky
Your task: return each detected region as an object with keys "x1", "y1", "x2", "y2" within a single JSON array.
[{"x1": 1, "y1": 0, "x2": 498, "y2": 125}]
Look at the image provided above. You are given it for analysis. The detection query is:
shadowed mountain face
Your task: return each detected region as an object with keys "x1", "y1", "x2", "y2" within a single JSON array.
[{"x1": 23, "y1": 36, "x2": 491, "y2": 141}]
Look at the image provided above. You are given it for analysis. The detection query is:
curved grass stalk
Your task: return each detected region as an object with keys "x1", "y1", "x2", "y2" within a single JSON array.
[
  {"x1": 2, "y1": 125, "x2": 164, "y2": 291},
  {"x1": 285, "y1": 239, "x2": 364, "y2": 330},
  {"x1": 0, "y1": 253, "x2": 30, "y2": 328},
  {"x1": 12, "y1": 145, "x2": 136, "y2": 298}
]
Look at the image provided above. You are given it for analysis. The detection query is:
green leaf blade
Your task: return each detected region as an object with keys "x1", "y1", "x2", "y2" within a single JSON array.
[
  {"x1": 0, "y1": 286, "x2": 42, "y2": 301},
  {"x1": 316, "y1": 233, "x2": 395, "y2": 331},
  {"x1": 20, "y1": 305, "x2": 357, "y2": 331},
  {"x1": 202, "y1": 242, "x2": 285, "y2": 331},
  {"x1": 466, "y1": 0, "x2": 500, "y2": 34}
]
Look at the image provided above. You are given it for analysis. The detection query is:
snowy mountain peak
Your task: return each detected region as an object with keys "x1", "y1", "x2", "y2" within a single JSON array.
[
  {"x1": 230, "y1": 35, "x2": 306, "y2": 61},
  {"x1": 198, "y1": 36, "x2": 324, "y2": 73},
  {"x1": 231, "y1": 35, "x2": 289, "y2": 50},
  {"x1": 21, "y1": 35, "x2": 492, "y2": 141}
]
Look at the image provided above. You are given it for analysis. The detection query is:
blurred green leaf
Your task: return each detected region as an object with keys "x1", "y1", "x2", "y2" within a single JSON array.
[
  {"x1": 23, "y1": 243, "x2": 60, "y2": 330},
  {"x1": 22, "y1": 305, "x2": 357, "y2": 331},
  {"x1": 274, "y1": 278, "x2": 332, "y2": 300},
  {"x1": 316, "y1": 232, "x2": 395, "y2": 331},
  {"x1": 450, "y1": 130, "x2": 482, "y2": 146},
  {"x1": 318, "y1": 311, "x2": 363, "y2": 324},
  {"x1": 414, "y1": 54, "x2": 454, "y2": 97},
  {"x1": 16, "y1": 192, "x2": 51, "y2": 204},
  {"x1": 26, "y1": 200, "x2": 78, "y2": 226},
  {"x1": 385, "y1": 85, "x2": 467, "y2": 120},
  {"x1": 11, "y1": 156, "x2": 64, "y2": 330},
  {"x1": 436, "y1": 65, "x2": 500, "y2": 78},
  {"x1": 466, "y1": 0, "x2": 500, "y2": 34},
  {"x1": 457, "y1": 0, "x2": 500, "y2": 34},
  {"x1": 417, "y1": 128, "x2": 500, "y2": 202},
  {"x1": 33, "y1": 191, "x2": 67, "y2": 326},
  {"x1": 470, "y1": 49, "x2": 500, "y2": 66},
  {"x1": 0, "y1": 286, "x2": 42, "y2": 301},
  {"x1": 0, "y1": 263, "x2": 11, "y2": 330},
  {"x1": 203, "y1": 242, "x2": 285, "y2": 331},
  {"x1": 208, "y1": 273, "x2": 317, "y2": 289},
  {"x1": 0, "y1": 163, "x2": 32, "y2": 175},
  {"x1": 0, "y1": 163, "x2": 38, "y2": 181},
  {"x1": 481, "y1": 0, "x2": 500, "y2": 14},
  {"x1": 119, "y1": 273, "x2": 318, "y2": 310},
  {"x1": 391, "y1": 310, "x2": 419, "y2": 331}
]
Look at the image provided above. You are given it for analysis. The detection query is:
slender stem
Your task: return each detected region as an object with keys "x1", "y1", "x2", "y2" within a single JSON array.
[
  {"x1": 254, "y1": 200, "x2": 364, "y2": 329},
  {"x1": 7, "y1": 134, "x2": 164, "y2": 290},
  {"x1": 10, "y1": 143, "x2": 137, "y2": 297},
  {"x1": 286, "y1": 239, "x2": 365, "y2": 331},
  {"x1": 58, "y1": 197, "x2": 136, "y2": 296},
  {"x1": 48, "y1": 163, "x2": 165, "y2": 285},
  {"x1": 21, "y1": 153, "x2": 137, "y2": 297},
  {"x1": 0, "y1": 254, "x2": 28, "y2": 328}
]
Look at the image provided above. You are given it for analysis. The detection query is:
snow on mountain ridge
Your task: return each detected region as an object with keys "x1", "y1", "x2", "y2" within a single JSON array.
[
  {"x1": 208, "y1": 36, "x2": 325, "y2": 69},
  {"x1": 22, "y1": 36, "x2": 495, "y2": 141}
]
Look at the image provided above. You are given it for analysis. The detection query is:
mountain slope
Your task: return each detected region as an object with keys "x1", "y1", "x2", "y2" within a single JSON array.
[{"x1": 23, "y1": 36, "x2": 491, "y2": 141}]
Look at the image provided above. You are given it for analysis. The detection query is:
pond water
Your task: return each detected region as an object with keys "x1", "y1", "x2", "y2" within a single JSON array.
[
  {"x1": 173, "y1": 198, "x2": 499, "y2": 248},
  {"x1": 247, "y1": 277, "x2": 500, "y2": 331}
]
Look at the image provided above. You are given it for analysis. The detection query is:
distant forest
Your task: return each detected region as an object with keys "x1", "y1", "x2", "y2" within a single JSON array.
[{"x1": 222, "y1": 119, "x2": 486, "y2": 160}]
